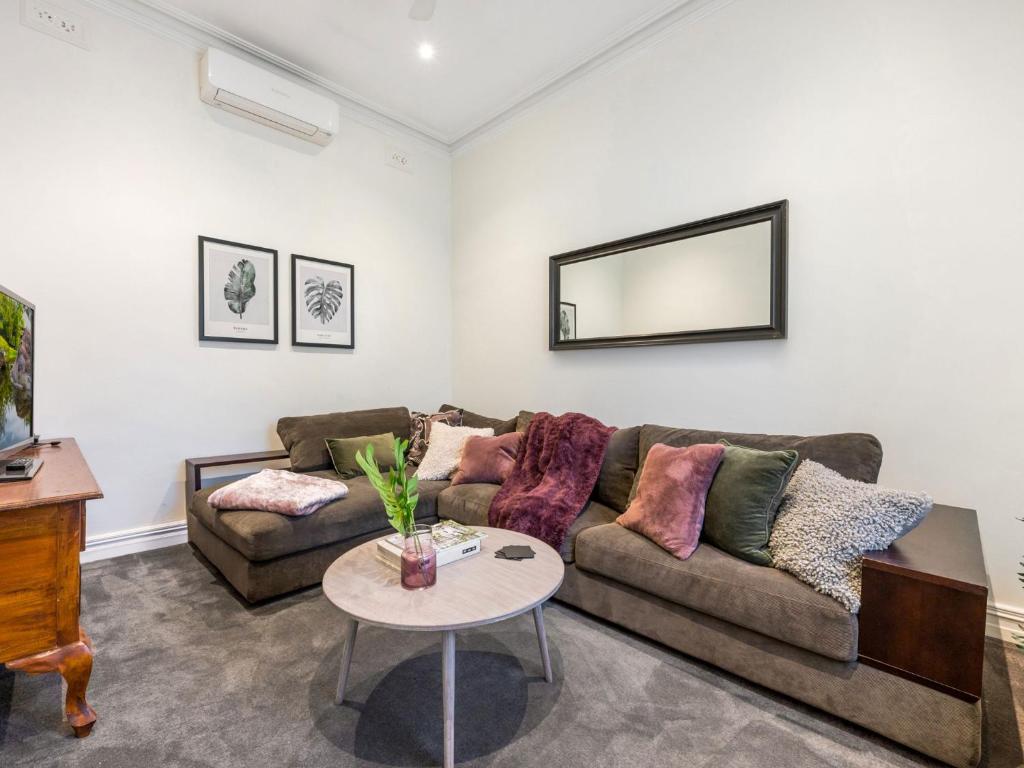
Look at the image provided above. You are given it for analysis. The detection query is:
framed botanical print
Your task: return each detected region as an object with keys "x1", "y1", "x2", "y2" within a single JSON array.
[
  {"x1": 198, "y1": 236, "x2": 278, "y2": 344},
  {"x1": 558, "y1": 301, "x2": 576, "y2": 341},
  {"x1": 292, "y1": 255, "x2": 354, "y2": 349}
]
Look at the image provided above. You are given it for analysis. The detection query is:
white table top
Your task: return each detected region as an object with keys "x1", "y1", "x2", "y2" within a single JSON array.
[{"x1": 323, "y1": 527, "x2": 565, "y2": 631}]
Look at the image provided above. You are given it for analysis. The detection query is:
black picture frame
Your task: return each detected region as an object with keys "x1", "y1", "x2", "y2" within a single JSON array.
[
  {"x1": 549, "y1": 200, "x2": 788, "y2": 350},
  {"x1": 291, "y1": 254, "x2": 355, "y2": 349},
  {"x1": 558, "y1": 302, "x2": 577, "y2": 341},
  {"x1": 198, "y1": 236, "x2": 279, "y2": 344}
]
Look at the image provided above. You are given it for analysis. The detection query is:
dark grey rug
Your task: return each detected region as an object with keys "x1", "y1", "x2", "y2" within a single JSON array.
[{"x1": 1, "y1": 545, "x2": 1021, "y2": 768}]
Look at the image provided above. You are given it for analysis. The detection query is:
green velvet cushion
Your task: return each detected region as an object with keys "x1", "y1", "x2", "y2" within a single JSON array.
[
  {"x1": 325, "y1": 433, "x2": 396, "y2": 479},
  {"x1": 703, "y1": 441, "x2": 799, "y2": 566}
]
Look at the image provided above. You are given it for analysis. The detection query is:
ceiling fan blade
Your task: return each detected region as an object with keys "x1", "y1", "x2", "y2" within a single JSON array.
[{"x1": 409, "y1": 0, "x2": 436, "y2": 21}]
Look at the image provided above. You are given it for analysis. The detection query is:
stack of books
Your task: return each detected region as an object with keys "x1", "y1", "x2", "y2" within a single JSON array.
[{"x1": 376, "y1": 520, "x2": 486, "y2": 570}]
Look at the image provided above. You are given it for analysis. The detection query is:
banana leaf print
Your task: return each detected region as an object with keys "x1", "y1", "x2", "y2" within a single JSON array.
[
  {"x1": 224, "y1": 259, "x2": 256, "y2": 319},
  {"x1": 304, "y1": 276, "x2": 344, "y2": 324}
]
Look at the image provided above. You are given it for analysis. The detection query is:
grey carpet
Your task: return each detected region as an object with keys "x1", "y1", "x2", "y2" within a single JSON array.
[{"x1": 0, "y1": 544, "x2": 1021, "y2": 768}]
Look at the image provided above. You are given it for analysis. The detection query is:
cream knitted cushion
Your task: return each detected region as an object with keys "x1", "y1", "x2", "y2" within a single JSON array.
[
  {"x1": 414, "y1": 422, "x2": 494, "y2": 480},
  {"x1": 768, "y1": 460, "x2": 931, "y2": 612}
]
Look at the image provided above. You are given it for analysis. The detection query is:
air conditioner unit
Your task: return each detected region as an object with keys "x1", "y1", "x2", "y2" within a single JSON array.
[{"x1": 199, "y1": 48, "x2": 339, "y2": 146}]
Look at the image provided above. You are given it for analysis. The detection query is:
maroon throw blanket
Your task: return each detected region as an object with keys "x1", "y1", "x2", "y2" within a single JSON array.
[{"x1": 488, "y1": 412, "x2": 614, "y2": 551}]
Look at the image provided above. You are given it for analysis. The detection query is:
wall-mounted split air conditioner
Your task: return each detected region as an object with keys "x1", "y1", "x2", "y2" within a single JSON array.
[{"x1": 199, "y1": 47, "x2": 339, "y2": 146}]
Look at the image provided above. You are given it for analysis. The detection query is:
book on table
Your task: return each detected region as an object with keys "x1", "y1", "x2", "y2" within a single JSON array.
[{"x1": 376, "y1": 520, "x2": 486, "y2": 570}]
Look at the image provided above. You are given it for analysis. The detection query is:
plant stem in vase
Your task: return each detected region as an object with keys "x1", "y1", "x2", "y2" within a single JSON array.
[{"x1": 402, "y1": 523, "x2": 437, "y2": 590}]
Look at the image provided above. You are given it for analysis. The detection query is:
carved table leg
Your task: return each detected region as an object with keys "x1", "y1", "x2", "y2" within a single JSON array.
[{"x1": 7, "y1": 628, "x2": 96, "y2": 737}]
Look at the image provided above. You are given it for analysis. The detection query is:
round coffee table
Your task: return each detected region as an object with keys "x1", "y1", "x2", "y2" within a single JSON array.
[{"x1": 323, "y1": 526, "x2": 565, "y2": 768}]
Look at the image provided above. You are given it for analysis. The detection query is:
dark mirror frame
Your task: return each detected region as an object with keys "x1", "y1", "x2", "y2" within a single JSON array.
[{"x1": 549, "y1": 200, "x2": 788, "y2": 350}]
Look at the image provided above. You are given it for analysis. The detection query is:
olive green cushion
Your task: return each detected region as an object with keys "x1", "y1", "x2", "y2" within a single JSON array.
[
  {"x1": 703, "y1": 442, "x2": 799, "y2": 566},
  {"x1": 326, "y1": 432, "x2": 396, "y2": 479}
]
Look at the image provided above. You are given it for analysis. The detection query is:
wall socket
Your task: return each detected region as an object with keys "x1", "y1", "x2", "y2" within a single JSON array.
[
  {"x1": 386, "y1": 148, "x2": 413, "y2": 174},
  {"x1": 20, "y1": 0, "x2": 88, "y2": 50}
]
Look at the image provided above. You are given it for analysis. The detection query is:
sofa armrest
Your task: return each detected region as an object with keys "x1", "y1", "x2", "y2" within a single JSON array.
[{"x1": 184, "y1": 450, "x2": 289, "y2": 510}]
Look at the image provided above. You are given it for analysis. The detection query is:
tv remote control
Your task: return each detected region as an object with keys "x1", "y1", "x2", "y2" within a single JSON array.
[{"x1": 4, "y1": 458, "x2": 33, "y2": 474}]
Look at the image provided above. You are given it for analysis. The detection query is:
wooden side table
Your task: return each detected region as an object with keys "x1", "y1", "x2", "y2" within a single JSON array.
[
  {"x1": 858, "y1": 504, "x2": 988, "y2": 702},
  {"x1": 0, "y1": 439, "x2": 103, "y2": 736}
]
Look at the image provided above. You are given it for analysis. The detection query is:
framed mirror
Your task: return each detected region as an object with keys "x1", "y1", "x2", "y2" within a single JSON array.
[{"x1": 549, "y1": 200, "x2": 787, "y2": 349}]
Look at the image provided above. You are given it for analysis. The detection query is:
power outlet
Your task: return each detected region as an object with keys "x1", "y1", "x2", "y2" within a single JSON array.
[
  {"x1": 386, "y1": 148, "x2": 413, "y2": 174},
  {"x1": 20, "y1": 0, "x2": 88, "y2": 50}
]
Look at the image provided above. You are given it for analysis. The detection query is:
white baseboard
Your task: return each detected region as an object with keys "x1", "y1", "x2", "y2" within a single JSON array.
[
  {"x1": 81, "y1": 520, "x2": 188, "y2": 563},
  {"x1": 76, "y1": 522, "x2": 1024, "y2": 646},
  {"x1": 987, "y1": 602, "x2": 1024, "y2": 645}
]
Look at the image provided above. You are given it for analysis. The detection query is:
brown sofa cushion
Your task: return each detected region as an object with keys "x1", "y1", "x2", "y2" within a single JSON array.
[
  {"x1": 574, "y1": 523, "x2": 858, "y2": 661},
  {"x1": 439, "y1": 404, "x2": 517, "y2": 435},
  {"x1": 593, "y1": 426, "x2": 640, "y2": 513},
  {"x1": 515, "y1": 410, "x2": 536, "y2": 433},
  {"x1": 190, "y1": 469, "x2": 446, "y2": 561},
  {"x1": 277, "y1": 407, "x2": 412, "y2": 472},
  {"x1": 437, "y1": 484, "x2": 617, "y2": 563},
  {"x1": 634, "y1": 424, "x2": 882, "y2": 486}
]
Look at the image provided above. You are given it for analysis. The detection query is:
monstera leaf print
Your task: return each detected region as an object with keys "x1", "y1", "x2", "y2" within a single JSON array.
[
  {"x1": 224, "y1": 259, "x2": 257, "y2": 319},
  {"x1": 304, "y1": 276, "x2": 344, "y2": 324}
]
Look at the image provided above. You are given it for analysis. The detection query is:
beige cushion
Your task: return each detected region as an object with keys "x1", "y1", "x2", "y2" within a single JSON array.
[
  {"x1": 414, "y1": 422, "x2": 493, "y2": 480},
  {"x1": 437, "y1": 484, "x2": 618, "y2": 563},
  {"x1": 574, "y1": 523, "x2": 858, "y2": 661},
  {"x1": 190, "y1": 469, "x2": 447, "y2": 562}
]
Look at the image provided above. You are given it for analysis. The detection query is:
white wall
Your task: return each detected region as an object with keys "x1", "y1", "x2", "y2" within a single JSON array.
[
  {"x1": 452, "y1": 0, "x2": 1024, "y2": 619},
  {"x1": 0, "y1": 3, "x2": 452, "y2": 537}
]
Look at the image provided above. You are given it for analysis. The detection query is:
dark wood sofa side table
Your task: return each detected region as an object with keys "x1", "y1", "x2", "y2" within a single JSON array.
[
  {"x1": 859, "y1": 504, "x2": 988, "y2": 702},
  {"x1": 0, "y1": 439, "x2": 103, "y2": 737}
]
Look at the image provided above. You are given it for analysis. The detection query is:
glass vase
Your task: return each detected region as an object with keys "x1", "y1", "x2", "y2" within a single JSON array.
[{"x1": 401, "y1": 524, "x2": 437, "y2": 590}]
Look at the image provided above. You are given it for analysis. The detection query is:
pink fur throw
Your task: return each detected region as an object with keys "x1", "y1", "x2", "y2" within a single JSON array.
[
  {"x1": 208, "y1": 468, "x2": 349, "y2": 517},
  {"x1": 616, "y1": 443, "x2": 725, "y2": 559},
  {"x1": 489, "y1": 411, "x2": 614, "y2": 550}
]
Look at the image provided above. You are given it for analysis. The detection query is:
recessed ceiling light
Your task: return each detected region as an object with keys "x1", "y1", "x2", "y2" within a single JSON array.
[{"x1": 418, "y1": 42, "x2": 435, "y2": 61}]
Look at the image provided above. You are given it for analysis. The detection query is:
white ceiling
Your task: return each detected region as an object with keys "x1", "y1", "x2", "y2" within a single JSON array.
[{"x1": 147, "y1": 0, "x2": 689, "y2": 144}]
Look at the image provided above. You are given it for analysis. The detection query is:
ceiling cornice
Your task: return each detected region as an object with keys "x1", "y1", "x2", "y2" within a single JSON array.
[
  {"x1": 80, "y1": 0, "x2": 734, "y2": 154},
  {"x1": 81, "y1": 0, "x2": 452, "y2": 152},
  {"x1": 450, "y1": 0, "x2": 736, "y2": 153}
]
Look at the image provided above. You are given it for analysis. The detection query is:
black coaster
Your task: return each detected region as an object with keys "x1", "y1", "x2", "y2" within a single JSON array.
[{"x1": 495, "y1": 545, "x2": 536, "y2": 561}]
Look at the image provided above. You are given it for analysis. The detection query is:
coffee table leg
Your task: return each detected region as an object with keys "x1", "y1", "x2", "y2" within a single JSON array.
[
  {"x1": 533, "y1": 604, "x2": 553, "y2": 683},
  {"x1": 334, "y1": 616, "x2": 359, "y2": 705},
  {"x1": 442, "y1": 630, "x2": 456, "y2": 768}
]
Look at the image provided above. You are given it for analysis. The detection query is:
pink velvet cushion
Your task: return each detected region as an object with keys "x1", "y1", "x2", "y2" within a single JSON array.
[
  {"x1": 451, "y1": 432, "x2": 524, "y2": 486},
  {"x1": 616, "y1": 442, "x2": 726, "y2": 559},
  {"x1": 208, "y1": 468, "x2": 349, "y2": 517}
]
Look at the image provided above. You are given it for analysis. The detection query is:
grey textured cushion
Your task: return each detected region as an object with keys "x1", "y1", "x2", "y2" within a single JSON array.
[
  {"x1": 593, "y1": 427, "x2": 641, "y2": 513},
  {"x1": 277, "y1": 407, "x2": 411, "y2": 472},
  {"x1": 634, "y1": 424, "x2": 883, "y2": 486},
  {"x1": 439, "y1": 404, "x2": 517, "y2": 435},
  {"x1": 190, "y1": 468, "x2": 446, "y2": 561},
  {"x1": 574, "y1": 523, "x2": 858, "y2": 661},
  {"x1": 437, "y1": 484, "x2": 617, "y2": 563},
  {"x1": 769, "y1": 460, "x2": 932, "y2": 612}
]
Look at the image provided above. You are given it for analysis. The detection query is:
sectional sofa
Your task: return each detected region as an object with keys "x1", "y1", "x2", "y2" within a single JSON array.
[{"x1": 185, "y1": 405, "x2": 983, "y2": 768}]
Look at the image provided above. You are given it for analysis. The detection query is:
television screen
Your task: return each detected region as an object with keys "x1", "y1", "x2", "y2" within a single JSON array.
[{"x1": 0, "y1": 285, "x2": 33, "y2": 454}]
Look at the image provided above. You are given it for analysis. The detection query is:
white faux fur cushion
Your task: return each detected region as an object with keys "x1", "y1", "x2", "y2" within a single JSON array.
[
  {"x1": 414, "y1": 422, "x2": 494, "y2": 480},
  {"x1": 768, "y1": 460, "x2": 932, "y2": 613}
]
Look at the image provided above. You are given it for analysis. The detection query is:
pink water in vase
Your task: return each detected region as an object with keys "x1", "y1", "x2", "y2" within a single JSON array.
[{"x1": 401, "y1": 524, "x2": 437, "y2": 590}]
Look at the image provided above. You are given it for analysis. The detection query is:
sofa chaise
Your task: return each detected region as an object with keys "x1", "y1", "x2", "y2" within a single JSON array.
[{"x1": 185, "y1": 404, "x2": 985, "y2": 768}]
